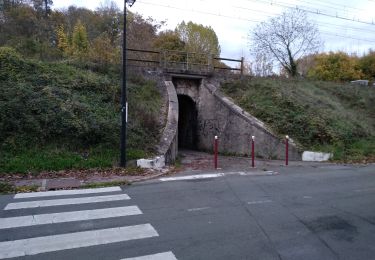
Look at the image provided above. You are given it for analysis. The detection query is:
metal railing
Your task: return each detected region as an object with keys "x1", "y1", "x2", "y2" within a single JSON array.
[{"x1": 126, "y1": 48, "x2": 244, "y2": 76}]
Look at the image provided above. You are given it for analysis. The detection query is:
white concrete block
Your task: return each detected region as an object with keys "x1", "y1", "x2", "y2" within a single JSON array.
[
  {"x1": 302, "y1": 151, "x2": 332, "y2": 162},
  {"x1": 137, "y1": 156, "x2": 165, "y2": 169}
]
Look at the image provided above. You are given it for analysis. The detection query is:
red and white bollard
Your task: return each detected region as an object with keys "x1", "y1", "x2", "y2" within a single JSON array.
[
  {"x1": 214, "y1": 136, "x2": 218, "y2": 169},
  {"x1": 285, "y1": 135, "x2": 289, "y2": 166},
  {"x1": 251, "y1": 136, "x2": 255, "y2": 168}
]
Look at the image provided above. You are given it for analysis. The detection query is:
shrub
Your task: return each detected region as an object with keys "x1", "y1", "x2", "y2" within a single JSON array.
[
  {"x1": 222, "y1": 77, "x2": 375, "y2": 160},
  {"x1": 0, "y1": 48, "x2": 162, "y2": 172}
]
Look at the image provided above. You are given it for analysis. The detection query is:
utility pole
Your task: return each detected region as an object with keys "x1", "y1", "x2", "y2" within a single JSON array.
[{"x1": 120, "y1": 0, "x2": 136, "y2": 167}]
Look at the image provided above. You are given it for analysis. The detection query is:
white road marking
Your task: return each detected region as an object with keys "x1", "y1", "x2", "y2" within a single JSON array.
[
  {"x1": 121, "y1": 251, "x2": 177, "y2": 260},
  {"x1": 4, "y1": 194, "x2": 130, "y2": 210},
  {"x1": 247, "y1": 200, "x2": 273, "y2": 205},
  {"x1": 0, "y1": 224, "x2": 158, "y2": 259},
  {"x1": 187, "y1": 207, "x2": 211, "y2": 212},
  {"x1": 14, "y1": 187, "x2": 122, "y2": 199},
  {"x1": 225, "y1": 171, "x2": 246, "y2": 175},
  {"x1": 303, "y1": 196, "x2": 313, "y2": 199},
  {"x1": 159, "y1": 173, "x2": 224, "y2": 182},
  {"x1": 159, "y1": 171, "x2": 279, "y2": 182},
  {"x1": 354, "y1": 188, "x2": 375, "y2": 192},
  {"x1": 0, "y1": 206, "x2": 142, "y2": 229}
]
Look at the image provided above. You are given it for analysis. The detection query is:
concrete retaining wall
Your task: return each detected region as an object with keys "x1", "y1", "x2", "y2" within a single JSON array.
[
  {"x1": 137, "y1": 80, "x2": 178, "y2": 168},
  {"x1": 140, "y1": 76, "x2": 302, "y2": 169},
  {"x1": 174, "y1": 78, "x2": 301, "y2": 160},
  {"x1": 158, "y1": 81, "x2": 179, "y2": 164}
]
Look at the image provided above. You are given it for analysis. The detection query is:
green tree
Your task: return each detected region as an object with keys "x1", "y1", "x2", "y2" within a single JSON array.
[
  {"x1": 0, "y1": 0, "x2": 5, "y2": 23},
  {"x1": 56, "y1": 24, "x2": 69, "y2": 54},
  {"x1": 88, "y1": 33, "x2": 120, "y2": 69},
  {"x1": 176, "y1": 21, "x2": 221, "y2": 56},
  {"x1": 96, "y1": 1, "x2": 121, "y2": 45},
  {"x1": 72, "y1": 19, "x2": 88, "y2": 56},
  {"x1": 359, "y1": 50, "x2": 375, "y2": 80},
  {"x1": 153, "y1": 30, "x2": 185, "y2": 51},
  {"x1": 126, "y1": 11, "x2": 161, "y2": 49},
  {"x1": 153, "y1": 30, "x2": 185, "y2": 62},
  {"x1": 63, "y1": 6, "x2": 101, "y2": 41},
  {"x1": 307, "y1": 51, "x2": 363, "y2": 81}
]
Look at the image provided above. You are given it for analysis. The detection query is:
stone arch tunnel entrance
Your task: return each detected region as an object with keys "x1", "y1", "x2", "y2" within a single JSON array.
[{"x1": 178, "y1": 94, "x2": 198, "y2": 150}]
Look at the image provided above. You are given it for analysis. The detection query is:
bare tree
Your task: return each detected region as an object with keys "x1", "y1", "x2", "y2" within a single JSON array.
[
  {"x1": 252, "y1": 53, "x2": 274, "y2": 77},
  {"x1": 250, "y1": 9, "x2": 321, "y2": 77}
]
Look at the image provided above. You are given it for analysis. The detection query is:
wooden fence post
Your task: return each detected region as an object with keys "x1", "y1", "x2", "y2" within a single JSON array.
[{"x1": 240, "y1": 57, "x2": 244, "y2": 77}]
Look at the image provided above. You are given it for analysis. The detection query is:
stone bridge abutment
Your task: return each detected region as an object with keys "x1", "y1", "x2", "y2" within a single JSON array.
[
  {"x1": 173, "y1": 77, "x2": 301, "y2": 160},
  {"x1": 137, "y1": 76, "x2": 301, "y2": 169}
]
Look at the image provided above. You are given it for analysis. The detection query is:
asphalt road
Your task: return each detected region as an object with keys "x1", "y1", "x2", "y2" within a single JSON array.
[{"x1": 0, "y1": 164, "x2": 375, "y2": 260}]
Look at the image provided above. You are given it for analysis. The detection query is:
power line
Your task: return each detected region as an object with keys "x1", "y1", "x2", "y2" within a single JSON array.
[
  {"x1": 282, "y1": 0, "x2": 367, "y2": 15},
  {"x1": 320, "y1": 31, "x2": 375, "y2": 43},
  {"x1": 232, "y1": 4, "x2": 375, "y2": 34},
  {"x1": 172, "y1": 0, "x2": 375, "y2": 35},
  {"x1": 304, "y1": 0, "x2": 368, "y2": 12},
  {"x1": 136, "y1": 1, "x2": 263, "y2": 23},
  {"x1": 243, "y1": 0, "x2": 375, "y2": 26},
  {"x1": 137, "y1": 0, "x2": 375, "y2": 43}
]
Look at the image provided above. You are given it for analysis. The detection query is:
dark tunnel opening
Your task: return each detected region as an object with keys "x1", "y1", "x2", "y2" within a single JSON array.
[{"x1": 178, "y1": 95, "x2": 198, "y2": 150}]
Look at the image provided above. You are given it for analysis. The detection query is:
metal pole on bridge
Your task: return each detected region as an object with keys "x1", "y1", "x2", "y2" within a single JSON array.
[{"x1": 241, "y1": 57, "x2": 244, "y2": 77}]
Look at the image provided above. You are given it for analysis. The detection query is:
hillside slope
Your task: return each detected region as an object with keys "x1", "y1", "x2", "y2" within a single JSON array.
[
  {"x1": 0, "y1": 47, "x2": 163, "y2": 173},
  {"x1": 221, "y1": 78, "x2": 375, "y2": 161}
]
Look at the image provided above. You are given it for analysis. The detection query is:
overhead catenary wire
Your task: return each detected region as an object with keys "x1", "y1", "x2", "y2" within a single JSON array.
[
  {"x1": 272, "y1": 0, "x2": 369, "y2": 17},
  {"x1": 232, "y1": 4, "x2": 375, "y2": 34},
  {"x1": 138, "y1": 0, "x2": 375, "y2": 35},
  {"x1": 137, "y1": 0, "x2": 375, "y2": 44},
  {"x1": 301, "y1": 0, "x2": 368, "y2": 12},
  {"x1": 242, "y1": 0, "x2": 375, "y2": 26}
]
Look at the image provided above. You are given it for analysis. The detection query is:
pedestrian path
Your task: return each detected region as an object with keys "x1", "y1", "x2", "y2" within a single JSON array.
[{"x1": 0, "y1": 187, "x2": 177, "y2": 260}]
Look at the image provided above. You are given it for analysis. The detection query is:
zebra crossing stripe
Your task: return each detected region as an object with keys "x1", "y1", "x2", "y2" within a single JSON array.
[
  {"x1": 0, "y1": 224, "x2": 158, "y2": 259},
  {"x1": 4, "y1": 194, "x2": 130, "y2": 210},
  {"x1": 0, "y1": 206, "x2": 142, "y2": 229},
  {"x1": 121, "y1": 251, "x2": 177, "y2": 260},
  {"x1": 14, "y1": 187, "x2": 122, "y2": 199}
]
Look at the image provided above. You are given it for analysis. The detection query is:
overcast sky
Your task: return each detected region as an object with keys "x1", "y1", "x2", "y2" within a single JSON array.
[{"x1": 53, "y1": 0, "x2": 375, "y2": 63}]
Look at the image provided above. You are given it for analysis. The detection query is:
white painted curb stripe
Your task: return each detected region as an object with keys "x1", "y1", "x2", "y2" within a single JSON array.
[
  {"x1": 0, "y1": 224, "x2": 158, "y2": 259},
  {"x1": 0, "y1": 206, "x2": 142, "y2": 229},
  {"x1": 187, "y1": 207, "x2": 211, "y2": 212},
  {"x1": 159, "y1": 173, "x2": 224, "y2": 182},
  {"x1": 4, "y1": 194, "x2": 130, "y2": 210},
  {"x1": 121, "y1": 251, "x2": 177, "y2": 260},
  {"x1": 14, "y1": 187, "x2": 122, "y2": 199},
  {"x1": 247, "y1": 200, "x2": 273, "y2": 205}
]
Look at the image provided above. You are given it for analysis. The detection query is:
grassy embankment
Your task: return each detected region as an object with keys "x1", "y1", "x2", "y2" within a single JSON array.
[
  {"x1": 0, "y1": 47, "x2": 163, "y2": 173},
  {"x1": 222, "y1": 78, "x2": 375, "y2": 162}
]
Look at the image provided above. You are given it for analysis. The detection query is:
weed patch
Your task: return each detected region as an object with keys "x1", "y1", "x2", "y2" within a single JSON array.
[
  {"x1": 0, "y1": 48, "x2": 163, "y2": 173},
  {"x1": 222, "y1": 78, "x2": 375, "y2": 161},
  {"x1": 81, "y1": 180, "x2": 130, "y2": 189}
]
